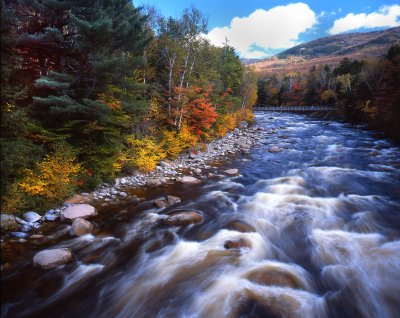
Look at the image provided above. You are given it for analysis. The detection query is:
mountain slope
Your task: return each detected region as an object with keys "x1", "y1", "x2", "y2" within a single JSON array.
[{"x1": 250, "y1": 27, "x2": 400, "y2": 74}]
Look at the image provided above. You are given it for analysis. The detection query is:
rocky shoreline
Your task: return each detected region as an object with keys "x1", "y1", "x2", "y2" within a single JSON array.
[{"x1": 1, "y1": 123, "x2": 268, "y2": 247}]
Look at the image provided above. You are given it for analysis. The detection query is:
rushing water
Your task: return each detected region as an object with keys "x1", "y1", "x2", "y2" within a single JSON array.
[{"x1": 2, "y1": 113, "x2": 400, "y2": 318}]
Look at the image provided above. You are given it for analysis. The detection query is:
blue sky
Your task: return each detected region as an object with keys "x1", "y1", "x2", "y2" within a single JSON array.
[{"x1": 135, "y1": 1, "x2": 400, "y2": 58}]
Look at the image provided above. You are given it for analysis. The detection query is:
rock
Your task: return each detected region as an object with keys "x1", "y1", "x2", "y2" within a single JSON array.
[
  {"x1": 119, "y1": 191, "x2": 128, "y2": 197},
  {"x1": 238, "y1": 121, "x2": 248, "y2": 129},
  {"x1": 60, "y1": 204, "x2": 96, "y2": 221},
  {"x1": 44, "y1": 213, "x2": 58, "y2": 221},
  {"x1": 0, "y1": 214, "x2": 19, "y2": 231},
  {"x1": 193, "y1": 168, "x2": 202, "y2": 175},
  {"x1": 146, "y1": 179, "x2": 161, "y2": 188},
  {"x1": 224, "y1": 168, "x2": 239, "y2": 176},
  {"x1": 227, "y1": 220, "x2": 256, "y2": 233},
  {"x1": 33, "y1": 248, "x2": 73, "y2": 269},
  {"x1": 268, "y1": 146, "x2": 282, "y2": 153},
  {"x1": 245, "y1": 266, "x2": 306, "y2": 289},
  {"x1": 167, "y1": 195, "x2": 181, "y2": 206},
  {"x1": 22, "y1": 211, "x2": 41, "y2": 223},
  {"x1": 224, "y1": 238, "x2": 251, "y2": 249},
  {"x1": 154, "y1": 199, "x2": 168, "y2": 209},
  {"x1": 10, "y1": 232, "x2": 29, "y2": 239},
  {"x1": 180, "y1": 176, "x2": 202, "y2": 184},
  {"x1": 159, "y1": 161, "x2": 171, "y2": 168},
  {"x1": 30, "y1": 234, "x2": 44, "y2": 239},
  {"x1": 164, "y1": 210, "x2": 203, "y2": 226},
  {"x1": 69, "y1": 218, "x2": 94, "y2": 236}
]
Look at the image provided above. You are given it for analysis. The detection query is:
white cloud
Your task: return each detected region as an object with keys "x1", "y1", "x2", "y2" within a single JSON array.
[
  {"x1": 328, "y1": 5, "x2": 400, "y2": 35},
  {"x1": 206, "y1": 3, "x2": 317, "y2": 58}
]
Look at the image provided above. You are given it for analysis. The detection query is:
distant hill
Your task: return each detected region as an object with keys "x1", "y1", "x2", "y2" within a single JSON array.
[
  {"x1": 249, "y1": 27, "x2": 400, "y2": 74},
  {"x1": 240, "y1": 58, "x2": 261, "y2": 65}
]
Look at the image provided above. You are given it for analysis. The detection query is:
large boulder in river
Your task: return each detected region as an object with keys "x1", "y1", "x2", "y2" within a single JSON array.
[
  {"x1": 180, "y1": 176, "x2": 202, "y2": 184},
  {"x1": 33, "y1": 248, "x2": 73, "y2": 269},
  {"x1": 163, "y1": 210, "x2": 203, "y2": 226},
  {"x1": 224, "y1": 168, "x2": 239, "y2": 176},
  {"x1": 227, "y1": 220, "x2": 256, "y2": 233},
  {"x1": 60, "y1": 204, "x2": 96, "y2": 221},
  {"x1": 224, "y1": 238, "x2": 252, "y2": 249},
  {"x1": 69, "y1": 218, "x2": 94, "y2": 236}
]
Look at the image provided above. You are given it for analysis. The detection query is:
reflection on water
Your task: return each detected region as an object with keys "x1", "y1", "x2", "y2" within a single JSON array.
[{"x1": 2, "y1": 113, "x2": 400, "y2": 318}]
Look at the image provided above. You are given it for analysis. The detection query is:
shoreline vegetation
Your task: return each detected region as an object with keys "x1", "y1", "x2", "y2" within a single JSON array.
[{"x1": 1, "y1": 2, "x2": 258, "y2": 217}]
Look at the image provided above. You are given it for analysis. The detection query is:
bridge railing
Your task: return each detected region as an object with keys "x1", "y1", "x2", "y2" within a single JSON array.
[{"x1": 253, "y1": 105, "x2": 336, "y2": 112}]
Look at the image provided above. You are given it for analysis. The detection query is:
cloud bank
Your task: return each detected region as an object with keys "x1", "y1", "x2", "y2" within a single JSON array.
[
  {"x1": 328, "y1": 5, "x2": 400, "y2": 35},
  {"x1": 206, "y1": 3, "x2": 317, "y2": 58}
]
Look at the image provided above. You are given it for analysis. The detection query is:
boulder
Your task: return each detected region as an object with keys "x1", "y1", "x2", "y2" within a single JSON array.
[
  {"x1": 69, "y1": 218, "x2": 94, "y2": 236},
  {"x1": 245, "y1": 267, "x2": 306, "y2": 289},
  {"x1": 60, "y1": 204, "x2": 96, "y2": 221},
  {"x1": 227, "y1": 220, "x2": 256, "y2": 233},
  {"x1": 180, "y1": 176, "x2": 202, "y2": 184},
  {"x1": 33, "y1": 248, "x2": 73, "y2": 269},
  {"x1": 154, "y1": 198, "x2": 168, "y2": 209},
  {"x1": 22, "y1": 211, "x2": 41, "y2": 223},
  {"x1": 167, "y1": 195, "x2": 181, "y2": 206},
  {"x1": 224, "y1": 238, "x2": 252, "y2": 249},
  {"x1": 164, "y1": 210, "x2": 203, "y2": 226},
  {"x1": 224, "y1": 168, "x2": 239, "y2": 176}
]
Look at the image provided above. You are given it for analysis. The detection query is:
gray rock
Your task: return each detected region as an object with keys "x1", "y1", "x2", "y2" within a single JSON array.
[
  {"x1": 10, "y1": 232, "x2": 29, "y2": 238},
  {"x1": 193, "y1": 168, "x2": 202, "y2": 175},
  {"x1": 69, "y1": 218, "x2": 94, "y2": 236},
  {"x1": 60, "y1": 204, "x2": 96, "y2": 221},
  {"x1": 33, "y1": 248, "x2": 73, "y2": 269},
  {"x1": 45, "y1": 214, "x2": 59, "y2": 222},
  {"x1": 154, "y1": 199, "x2": 168, "y2": 209},
  {"x1": 180, "y1": 176, "x2": 202, "y2": 184},
  {"x1": 224, "y1": 168, "x2": 239, "y2": 176},
  {"x1": 119, "y1": 191, "x2": 128, "y2": 197},
  {"x1": 22, "y1": 211, "x2": 41, "y2": 223}
]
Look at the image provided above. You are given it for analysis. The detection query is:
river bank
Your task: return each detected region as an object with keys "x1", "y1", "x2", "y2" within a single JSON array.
[{"x1": 0, "y1": 123, "x2": 270, "y2": 255}]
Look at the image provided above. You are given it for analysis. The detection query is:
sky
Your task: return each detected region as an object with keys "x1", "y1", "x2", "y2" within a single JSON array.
[{"x1": 135, "y1": 1, "x2": 400, "y2": 59}]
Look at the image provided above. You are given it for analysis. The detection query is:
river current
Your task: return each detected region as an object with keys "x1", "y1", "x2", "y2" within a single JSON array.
[{"x1": 2, "y1": 113, "x2": 400, "y2": 318}]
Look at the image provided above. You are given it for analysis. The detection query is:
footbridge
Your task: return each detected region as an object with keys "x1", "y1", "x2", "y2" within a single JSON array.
[{"x1": 253, "y1": 105, "x2": 335, "y2": 112}]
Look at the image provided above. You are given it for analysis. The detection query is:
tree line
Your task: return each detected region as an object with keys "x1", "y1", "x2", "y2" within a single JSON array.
[
  {"x1": 0, "y1": 0, "x2": 257, "y2": 213},
  {"x1": 256, "y1": 46, "x2": 400, "y2": 140}
]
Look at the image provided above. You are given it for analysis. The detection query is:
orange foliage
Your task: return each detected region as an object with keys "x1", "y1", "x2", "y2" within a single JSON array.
[{"x1": 97, "y1": 93, "x2": 122, "y2": 110}]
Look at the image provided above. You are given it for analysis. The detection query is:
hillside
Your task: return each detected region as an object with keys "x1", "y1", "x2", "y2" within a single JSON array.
[{"x1": 250, "y1": 27, "x2": 400, "y2": 74}]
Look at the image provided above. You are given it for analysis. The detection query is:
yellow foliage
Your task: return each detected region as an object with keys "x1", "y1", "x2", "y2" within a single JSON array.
[
  {"x1": 121, "y1": 135, "x2": 167, "y2": 172},
  {"x1": 320, "y1": 90, "x2": 336, "y2": 103},
  {"x1": 178, "y1": 124, "x2": 198, "y2": 148},
  {"x1": 97, "y1": 93, "x2": 122, "y2": 110},
  {"x1": 18, "y1": 142, "x2": 81, "y2": 202},
  {"x1": 161, "y1": 129, "x2": 184, "y2": 159}
]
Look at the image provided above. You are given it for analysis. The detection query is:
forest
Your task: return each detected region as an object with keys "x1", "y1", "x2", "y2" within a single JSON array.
[
  {"x1": 0, "y1": 0, "x2": 257, "y2": 213},
  {"x1": 256, "y1": 45, "x2": 400, "y2": 140}
]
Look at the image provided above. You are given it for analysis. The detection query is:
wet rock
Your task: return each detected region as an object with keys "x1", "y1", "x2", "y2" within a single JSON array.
[
  {"x1": 0, "y1": 214, "x2": 19, "y2": 231},
  {"x1": 69, "y1": 218, "x2": 94, "y2": 236},
  {"x1": 10, "y1": 232, "x2": 29, "y2": 239},
  {"x1": 154, "y1": 198, "x2": 168, "y2": 209},
  {"x1": 22, "y1": 211, "x2": 41, "y2": 223},
  {"x1": 227, "y1": 220, "x2": 256, "y2": 233},
  {"x1": 193, "y1": 168, "x2": 202, "y2": 175},
  {"x1": 60, "y1": 204, "x2": 96, "y2": 221},
  {"x1": 245, "y1": 265, "x2": 307, "y2": 290},
  {"x1": 180, "y1": 176, "x2": 202, "y2": 184},
  {"x1": 119, "y1": 191, "x2": 128, "y2": 197},
  {"x1": 146, "y1": 179, "x2": 161, "y2": 188},
  {"x1": 224, "y1": 238, "x2": 251, "y2": 249},
  {"x1": 44, "y1": 213, "x2": 58, "y2": 221},
  {"x1": 33, "y1": 248, "x2": 73, "y2": 269},
  {"x1": 167, "y1": 195, "x2": 181, "y2": 206},
  {"x1": 164, "y1": 210, "x2": 203, "y2": 226},
  {"x1": 224, "y1": 168, "x2": 239, "y2": 176},
  {"x1": 268, "y1": 146, "x2": 282, "y2": 153}
]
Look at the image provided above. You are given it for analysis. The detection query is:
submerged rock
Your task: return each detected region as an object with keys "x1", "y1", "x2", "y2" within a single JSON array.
[
  {"x1": 33, "y1": 248, "x2": 73, "y2": 269},
  {"x1": 69, "y1": 218, "x2": 94, "y2": 236},
  {"x1": 268, "y1": 146, "x2": 282, "y2": 153},
  {"x1": 167, "y1": 195, "x2": 181, "y2": 206},
  {"x1": 227, "y1": 220, "x2": 256, "y2": 233},
  {"x1": 60, "y1": 204, "x2": 96, "y2": 221},
  {"x1": 163, "y1": 210, "x2": 203, "y2": 226},
  {"x1": 224, "y1": 238, "x2": 251, "y2": 249}
]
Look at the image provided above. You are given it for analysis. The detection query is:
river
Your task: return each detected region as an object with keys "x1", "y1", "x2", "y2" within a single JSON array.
[{"x1": 2, "y1": 113, "x2": 400, "y2": 318}]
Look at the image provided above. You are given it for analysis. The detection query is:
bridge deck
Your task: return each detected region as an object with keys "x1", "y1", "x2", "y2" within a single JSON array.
[{"x1": 253, "y1": 105, "x2": 335, "y2": 112}]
